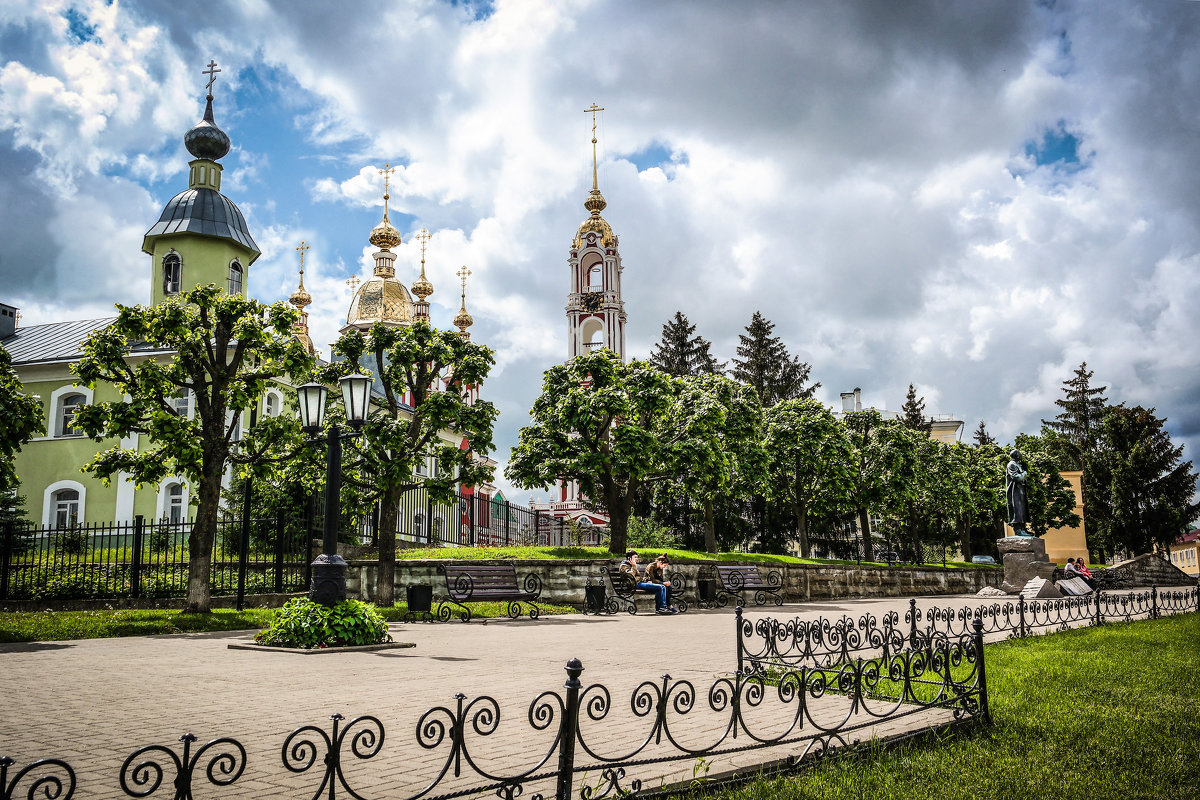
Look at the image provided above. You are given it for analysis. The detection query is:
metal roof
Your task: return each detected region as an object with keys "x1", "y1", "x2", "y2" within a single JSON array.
[
  {"x1": 142, "y1": 187, "x2": 260, "y2": 260},
  {"x1": 0, "y1": 318, "x2": 117, "y2": 365}
]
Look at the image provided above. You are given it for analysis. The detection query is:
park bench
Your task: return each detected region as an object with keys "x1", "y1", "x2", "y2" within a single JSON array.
[
  {"x1": 597, "y1": 566, "x2": 689, "y2": 615},
  {"x1": 715, "y1": 564, "x2": 784, "y2": 607},
  {"x1": 436, "y1": 563, "x2": 543, "y2": 622}
]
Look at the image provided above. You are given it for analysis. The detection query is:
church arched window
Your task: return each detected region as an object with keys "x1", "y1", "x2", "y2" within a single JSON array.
[
  {"x1": 57, "y1": 393, "x2": 86, "y2": 437},
  {"x1": 53, "y1": 489, "x2": 80, "y2": 529},
  {"x1": 163, "y1": 252, "x2": 182, "y2": 295},
  {"x1": 228, "y1": 260, "x2": 243, "y2": 295}
]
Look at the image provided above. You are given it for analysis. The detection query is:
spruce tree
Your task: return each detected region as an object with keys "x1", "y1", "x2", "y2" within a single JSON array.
[
  {"x1": 650, "y1": 312, "x2": 723, "y2": 377},
  {"x1": 730, "y1": 311, "x2": 819, "y2": 407},
  {"x1": 972, "y1": 420, "x2": 997, "y2": 447},
  {"x1": 1042, "y1": 362, "x2": 1108, "y2": 470},
  {"x1": 900, "y1": 383, "x2": 932, "y2": 436}
]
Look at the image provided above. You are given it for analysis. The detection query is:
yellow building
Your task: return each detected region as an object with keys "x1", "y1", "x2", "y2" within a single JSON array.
[
  {"x1": 1005, "y1": 469, "x2": 1087, "y2": 563},
  {"x1": 1168, "y1": 530, "x2": 1199, "y2": 577}
]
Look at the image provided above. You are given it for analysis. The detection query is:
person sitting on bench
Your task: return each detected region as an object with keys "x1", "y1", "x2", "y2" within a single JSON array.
[
  {"x1": 619, "y1": 550, "x2": 671, "y2": 614},
  {"x1": 1067, "y1": 557, "x2": 1098, "y2": 590},
  {"x1": 645, "y1": 553, "x2": 679, "y2": 614}
]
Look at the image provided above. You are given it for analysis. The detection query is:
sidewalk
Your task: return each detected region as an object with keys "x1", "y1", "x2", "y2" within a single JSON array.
[{"x1": 0, "y1": 594, "x2": 1032, "y2": 799}]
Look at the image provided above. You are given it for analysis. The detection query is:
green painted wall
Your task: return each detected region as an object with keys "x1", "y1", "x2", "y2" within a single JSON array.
[{"x1": 148, "y1": 235, "x2": 255, "y2": 307}]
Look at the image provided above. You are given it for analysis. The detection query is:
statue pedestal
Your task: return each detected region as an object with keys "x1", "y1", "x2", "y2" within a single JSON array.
[{"x1": 997, "y1": 536, "x2": 1057, "y2": 594}]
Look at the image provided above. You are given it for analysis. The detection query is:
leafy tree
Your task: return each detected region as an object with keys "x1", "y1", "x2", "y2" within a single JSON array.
[
  {"x1": 650, "y1": 312, "x2": 724, "y2": 377},
  {"x1": 959, "y1": 442, "x2": 1007, "y2": 558},
  {"x1": 670, "y1": 373, "x2": 766, "y2": 553},
  {"x1": 327, "y1": 320, "x2": 498, "y2": 605},
  {"x1": 73, "y1": 285, "x2": 314, "y2": 613},
  {"x1": 900, "y1": 384, "x2": 932, "y2": 436},
  {"x1": 730, "y1": 311, "x2": 819, "y2": 407},
  {"x1": 0, "y1": 344, "x2": 44, "y2": 497},
  {"x1": 1090, "y1": 405, "x2": 1199, "y2": 556},
  {"x1": 1, "y1": 484, "x2": 34, "y2": 557},
  {"x1": 764, "y1": 398, "x2": 853, "y2": 558},
  {"x1": 506, "y1": 351, "x2": 680, "y2": 555},
  {"x1": 972, "y1": 420, "x2": 997, "y2": 447},
  {"x1": 841, "y1": 410, "x2": 917, "y2": 561}
]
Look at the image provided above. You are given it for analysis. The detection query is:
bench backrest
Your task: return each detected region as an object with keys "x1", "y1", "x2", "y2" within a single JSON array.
[
  {"x1": 605, "y1": 565, "x2": 637, "y2": 595},
  {"x1": 441, "y1": 563, "x2": 522, "y2": 600},
  {"x1": 717, "y1": 565, "x2": 769, "y2": 589}
]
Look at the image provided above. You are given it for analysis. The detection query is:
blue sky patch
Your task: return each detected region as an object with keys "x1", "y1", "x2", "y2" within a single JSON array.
[
  {"x1": 447, "y1": 0, "x2": 495, "y2": 22},
  {"x1": 625, "y1": 142, "x2": 687, "y2": 173},
  {"x1": 1024, "y1": 125, "x2": 1083, "y2": 171},
  {"x1": 63, "y1": 8, "x2": 98, "y2": 44}
]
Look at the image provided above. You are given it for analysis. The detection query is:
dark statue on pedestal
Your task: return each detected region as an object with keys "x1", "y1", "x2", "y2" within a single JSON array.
[{"x1": 1006, "y1": 449, "x2": 1035, "y2": 537}]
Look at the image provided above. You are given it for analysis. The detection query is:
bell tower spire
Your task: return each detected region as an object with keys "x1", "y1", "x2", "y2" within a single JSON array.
[{"x1": 566, "y1": 103, "x2": 626, "y2": 361}]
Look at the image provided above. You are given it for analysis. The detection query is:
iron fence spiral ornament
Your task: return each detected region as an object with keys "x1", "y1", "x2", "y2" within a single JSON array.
[
  {"x1": 282, "y1": 713, "x2": 384, "y2": 800},
  {"x1": 0, "y1": 756, "x2": 75, "y2": 800},
  {"x1": 119, "y1": 732, "x2": 246, "y2": 798},
  {"x1": 739, "y1": 608, "x2": 908, "y2": 674}
]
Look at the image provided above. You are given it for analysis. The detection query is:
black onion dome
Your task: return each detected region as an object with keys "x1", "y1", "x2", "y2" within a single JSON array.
[
  {"x1": 184, "y1": 95, "x2": 231, "y2": 161},
  {"x1": 142, "y1": 187, "x2": 260, "y2": 260}
]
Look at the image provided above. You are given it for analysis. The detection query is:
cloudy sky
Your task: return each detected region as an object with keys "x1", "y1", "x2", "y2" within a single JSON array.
[{"x1": 3, "y1": 0, "x2": 1199, "y2": 503}]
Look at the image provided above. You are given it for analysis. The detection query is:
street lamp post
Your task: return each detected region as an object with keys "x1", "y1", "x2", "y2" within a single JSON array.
[{"x1": 297, "y1": 373, "x2": 372, "y2": 607}]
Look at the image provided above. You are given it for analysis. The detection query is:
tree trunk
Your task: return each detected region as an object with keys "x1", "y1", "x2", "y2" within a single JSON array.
[
  {"x1": 703, "y1": 497, "x2": 717, "y2": 554},
  {"x1": 184, "y1": 464, "x2": 224, "y2": 613},
  {"x1": 606, "y1": 484, "x2": 630, "y2": 555},
  {"x1": 376, "y1": 485, "x2": 403, "y2": 606},
  {"x1": 958, "y1": 519, "x2": 973, "y2": 562},
  {"x1": 857, "y1": 508, "x2": 873, "y2": 561},
  {"x1": 794, "y1": 504, "x2": 811, "y2": 559}
]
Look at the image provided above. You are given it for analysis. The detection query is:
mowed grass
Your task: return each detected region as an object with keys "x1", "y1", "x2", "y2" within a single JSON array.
[
  {"x1": 392, "y1": 545, "x2": 989, "y2": 569},
  {"x1": 707, "y1": 613, "x2": 1200, "y2": 800},
  {"x1": 0, "y1": 599, "x2": 579, "y2": 642}
]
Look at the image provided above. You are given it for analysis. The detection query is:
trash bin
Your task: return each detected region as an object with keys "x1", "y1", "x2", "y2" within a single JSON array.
[
  {"x1": 585, "y1": 581, "x2": 606, "y2": 614},
  {"x1": 406, "y1": 584, "x2": 433, "y2": 613},
  {"x1": 698, "y1": 578, "x2": 717, "y2": 605}
]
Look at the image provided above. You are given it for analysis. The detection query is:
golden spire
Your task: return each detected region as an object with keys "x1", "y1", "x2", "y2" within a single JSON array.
[
  {"x1": 583, "y1": 103, "x2": 607, "y2": 216},
  {"x1": 289, "y1": 240, "x2": 312, "y2": 310},
  {"x1": 368, "y1": 162, "x2": 402, "y2": 251},
  {"x1": 289, "y1": 240, "x2": 316, "y2": 356},
  {"x1": 453, "y1": 265, "x2": 474, "y2": 337},
  {"x1": 411, "y1": 227, "x2": 434, "y2": 301}
]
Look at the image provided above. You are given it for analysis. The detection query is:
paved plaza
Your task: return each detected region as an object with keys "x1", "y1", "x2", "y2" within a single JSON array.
[{"x1": 0, "y1": 593, "x2": 1056, "y2": 799}]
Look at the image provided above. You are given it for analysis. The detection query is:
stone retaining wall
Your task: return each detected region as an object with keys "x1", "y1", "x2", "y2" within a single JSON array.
[{"x1": 345, "y1": 559, "x2": 1005, "y2": 606}]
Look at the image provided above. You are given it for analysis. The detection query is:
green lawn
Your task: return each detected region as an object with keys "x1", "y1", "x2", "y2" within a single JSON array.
[
  {"x1": 0, "y1": 600, "x2": 579, "y2": 643},
  {"x1": 390, "y1": 544, "x2": 990, "y2": 569},
  {"x1": 705, "y1": 613, "x2": 1200, "y2": 800}
]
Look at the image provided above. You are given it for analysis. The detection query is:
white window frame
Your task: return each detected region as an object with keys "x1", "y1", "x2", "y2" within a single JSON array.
[
  {"x1": 42, "y1": 479, "x2": 87, "y2": 528},
  {"x1": 263, "y1": 389, "x2": 283, "y2": 418},
  {"x1": 171, "y1": 389, "x2": 192, "y2": 419},
  {"x1": 228, "y1": 260, "x2": 243, "y2": 295},
  {"x1": 163, "y1": 251, "x2": 182, "y2": 295},
  {"x1": 48, "y1": 385, "x2": 93, "y2": 438},
  {"x1": 156, "y1": 478, "x2": 190, "y2": 524}
]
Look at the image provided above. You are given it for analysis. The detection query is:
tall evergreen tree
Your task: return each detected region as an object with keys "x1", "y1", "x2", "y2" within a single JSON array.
[
  {"x1": 972, "y1": 420, "x2": 997, "y2": 447},
  {"x1": 650, "y1": 312, "x2": 723, "y2": 377},
  {"x1": 1091, "y1": 405, "x2": 1199, "y2": 556},
  {"x1": 1042, "y1": 362, "x2": 1108, "y2": 470},
  {"x1": 900, "y1": 383, "x2": 932, "y2": 436},
  {"x1": 730, "y1": 311, "x2": 819, "y2": 407}
]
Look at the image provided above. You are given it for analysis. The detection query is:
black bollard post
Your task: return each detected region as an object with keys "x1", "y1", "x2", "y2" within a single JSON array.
[
  {"x1": 555, "y1": 658, "x2": 584, "y2": 800},
  {"x1": 1017, "y1": 595, "x2": 1028, "y2": 638},
  {"x1": 1151, "y1": 584, "x2": 1159, "y2": 619},
  {"x1": 973, "y1": 618, "x2": 990, "y2": 725}
]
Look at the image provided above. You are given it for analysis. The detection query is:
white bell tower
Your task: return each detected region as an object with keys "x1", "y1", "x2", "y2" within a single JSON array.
[{"x1": 567, "y1": 104, "x2": 626, "y2": 362}]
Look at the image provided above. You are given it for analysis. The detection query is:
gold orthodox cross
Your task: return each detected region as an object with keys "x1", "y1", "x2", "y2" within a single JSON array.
[
  {"x1": 584, "y1": 103, "x2": 605, "y2": 190},
  {"x1": 295, "y1": 240, "x2": 309, "y2": 275},
  {"x1": 456, "y1": 265, "x2": 472, "y2": 296},
  {"x1": 346, "y1": 275, "x2": 361, "y2": 292},
  {"x1": 415, "y1": 228, "x2": 432, "y2": 263},
  {"x1": 378, "y1": 163, "x2": 395, "y2": 218},
  {"x1": 203, "y1": 60, "x2": 221, "y2": 95}
]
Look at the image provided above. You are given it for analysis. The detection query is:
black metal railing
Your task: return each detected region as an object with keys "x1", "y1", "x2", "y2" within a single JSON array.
[
  {"x1": 0, "y1": 515, "x2": 309, "y2": 603},
  {"x1": 0, "y1": 625, "x2": 987, "y2": 800},
  {"x1": 383, "y1": 486, "x2": 603, "y2": 550}
]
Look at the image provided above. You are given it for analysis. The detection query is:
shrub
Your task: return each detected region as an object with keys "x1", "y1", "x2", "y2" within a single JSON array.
[
  {"x1": 54, "y1": 526, "x2": 89, "y2": 556},
  {"x1": 255, "y1": 598, "x2": 391, "y2": 649},
  {"x1": 627, "y1": 516, "x2": 682, "y2": 550}
]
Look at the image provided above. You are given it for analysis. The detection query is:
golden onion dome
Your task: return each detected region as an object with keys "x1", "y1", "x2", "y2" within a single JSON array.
[
  {"x1": 289, "y1": 276, "x2": 312, "y2": 310},
  {"x1": 584, "y1": 187, "x2": 607, "y2": 215},
  {"x1": 369, "y1": 217, "x2": 402, "y2": 251},
  {"x1": 345, "y1": 276, "x2": 414, "y2": 328},
  {"x1": 454, "y1": 306, "x2": 474, "y2": 330},
  {"x1": 412, "y1": 274, "x2": 434, "y2": 301},
  {"x1": 573, "y1": 188, "x2": 615, "y2": 249}
]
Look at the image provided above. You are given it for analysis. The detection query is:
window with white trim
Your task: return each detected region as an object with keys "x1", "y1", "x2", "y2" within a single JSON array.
[
  {"x1": 53, "y1": 489, "x2": 80, "y2": 529},
  {"x1": 228, "y1": 260, "x2": 243, "y2": 295},
  {"x1": 172, "y1": 390, "x2": 191, "y2": 418},
  {"x1": 166, "y1": 483, "x2": 185, "y2": 524},
  {"x1": 163, "y1": 252, "x2": 182, "y2": 295},
  {"x1": 263, "y1": 391, "x2": 281, "y2": 418},
  {"x1": 57, "y1": 393, "x2": 86, "y2": 437}
]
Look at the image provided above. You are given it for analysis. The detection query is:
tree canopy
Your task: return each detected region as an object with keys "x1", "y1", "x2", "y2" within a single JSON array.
[
  {"x1": 73, "y1": 285, "x2": 314, "y2": 612},
  {"x1": 730, "y1": 311, "x2": 818, "y2": 407},
  {"x1": 0, "y1": 344, "x2": 43, "y2": 498},
  {"x1": 650, "y1": 311, "x2": 723, "y2": 377}
]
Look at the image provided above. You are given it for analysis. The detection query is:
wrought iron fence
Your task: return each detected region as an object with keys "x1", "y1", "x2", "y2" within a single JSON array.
[
  {"x1": 381, "y1": 486, "x2": 603, "y2": 550},
  {"x1": 0, "y1": 514, "x2": 309, "y2": 603},
  {"x1": 735, "y1": 587, "x2": 1200, "y2": 677},
  {"x1": 0, "y1": 627, "x2": 987, "y2": 800}
]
